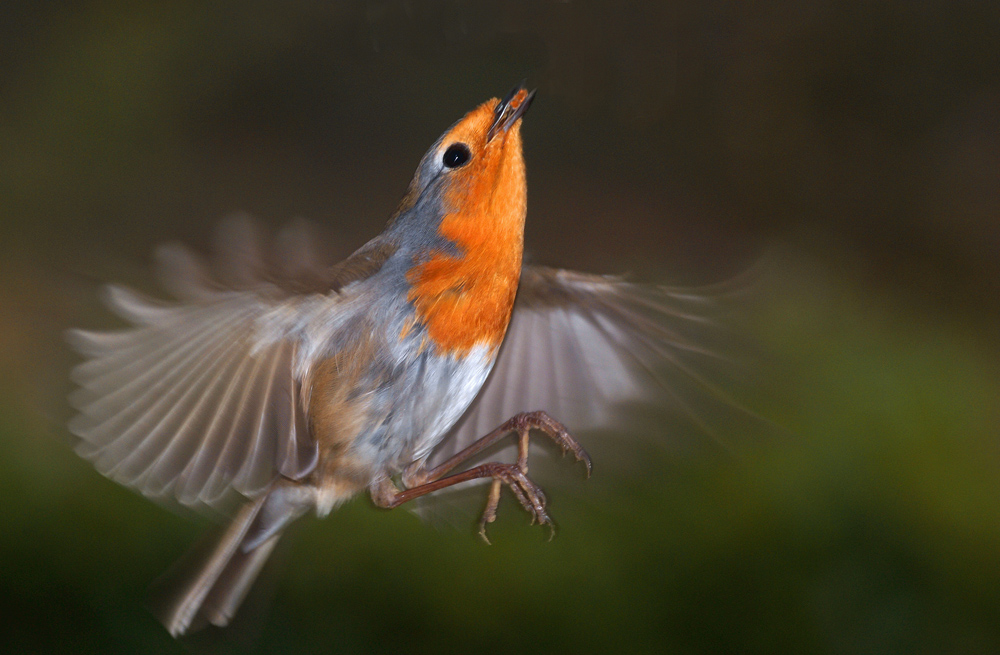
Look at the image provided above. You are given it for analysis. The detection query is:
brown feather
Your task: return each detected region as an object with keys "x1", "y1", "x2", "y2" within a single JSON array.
[{"x1": 305, "y1": 332, "x2": 388, "y2": 495}]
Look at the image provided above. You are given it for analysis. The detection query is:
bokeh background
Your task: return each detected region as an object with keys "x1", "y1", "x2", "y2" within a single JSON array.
[{"x1": 3, "y1": 1, "x2": 1000, "y2": 653}]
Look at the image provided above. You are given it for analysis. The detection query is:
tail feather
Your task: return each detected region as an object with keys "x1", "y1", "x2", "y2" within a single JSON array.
[
  {"x1": 151, "y1": 494, "x2": 279, "y2": 637},
  {"x1": 198, "y1": 533, "x2": 280, "y2": 630}
]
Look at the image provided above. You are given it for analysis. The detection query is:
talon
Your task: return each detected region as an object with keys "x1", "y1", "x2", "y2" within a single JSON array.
[
  {"x1": 478, "y1": 479, "x2": 502, "y2": 544},
  {"x1": 478, "y1": 519, "x2": 493, "y2": 544},
  {"x1": 515, "y1": 411, "x2": 593, "y2": 478},
  {"x1": 472, "y1": 463, "x2": 557, "y2": 540}
]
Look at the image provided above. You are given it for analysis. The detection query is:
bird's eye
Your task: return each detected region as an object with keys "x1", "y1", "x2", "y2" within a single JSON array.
[{"x1": 442, "y1": 143, "x2": 471, "y2": 168}]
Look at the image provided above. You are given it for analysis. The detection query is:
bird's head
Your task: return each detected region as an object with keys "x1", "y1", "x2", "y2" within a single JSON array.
[{"x1": 393, "y1": 85, "x2": 535, "y2": 251}]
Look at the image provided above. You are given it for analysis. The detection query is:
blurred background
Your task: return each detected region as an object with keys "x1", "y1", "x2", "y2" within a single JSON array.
[{"x1": 2, "y1": 1, "x2": 1000, "y2": 652}]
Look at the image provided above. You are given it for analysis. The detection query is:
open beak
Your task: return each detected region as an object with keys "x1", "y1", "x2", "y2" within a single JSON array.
[{"x1": 486, "y1": 84, "x2": 535, "y2": 142}]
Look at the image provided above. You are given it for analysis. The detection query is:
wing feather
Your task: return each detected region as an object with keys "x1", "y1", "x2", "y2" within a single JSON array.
[
  {"x1": 199, "y1": 342, "x2": 283, "y2": 504},
  {"x1": 86, "y1": 307, "x2": 254, "y2": 485},
  {"x1": 68, "y1": 299, "x2": 253, "y2": 416},
  {"x1": 67, "y1": 217, "x2": 337, "y2": 514},
  {"x1": 132, "y1": 334, "x2": 251, "y2": 497},
  {"x1": 174, "y1": 344, "x2": 261, "y2": 504}
]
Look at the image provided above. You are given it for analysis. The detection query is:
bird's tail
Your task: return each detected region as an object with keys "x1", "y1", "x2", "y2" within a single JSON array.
[{"x1": 150, "y1": 490, "x2": 292, "y2": 637}]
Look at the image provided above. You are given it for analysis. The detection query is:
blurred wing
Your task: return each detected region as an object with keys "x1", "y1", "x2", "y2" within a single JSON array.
[
  {"x1": 67, "y1": 216, "x2": 338, "y2": 513},
  {"x1": 428, "y1": 265, "x2": 762, "y2": 469}
]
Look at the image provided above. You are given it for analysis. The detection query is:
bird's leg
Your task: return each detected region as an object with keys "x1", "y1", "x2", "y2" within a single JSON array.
[
  {"x1": 408, "y1": 411, "x2": 592, "y2": 485},
  {"x1": 369, "y1": 411, "x2": 591, "y2": 542}
]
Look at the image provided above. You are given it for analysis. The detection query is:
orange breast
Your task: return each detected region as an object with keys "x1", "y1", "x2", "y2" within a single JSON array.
[{"x1": 406, "y1": 246, "x2": 521, "y2": 356}]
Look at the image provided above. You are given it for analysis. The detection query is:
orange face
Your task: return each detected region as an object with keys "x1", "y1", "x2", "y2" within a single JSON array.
[{"x1": 406, "y1": 91, "x2": 532, "y2": 357}]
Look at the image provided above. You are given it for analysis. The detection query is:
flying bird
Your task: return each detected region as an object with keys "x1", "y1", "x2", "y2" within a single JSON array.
[{"x1": 68, "y1": 85, "x2": 751, "y2": 636}]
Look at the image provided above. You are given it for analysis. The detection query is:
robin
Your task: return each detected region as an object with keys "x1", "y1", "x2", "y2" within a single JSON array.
[{"x1": 68, "y1": 85, "x2": 728, "y2": 636}]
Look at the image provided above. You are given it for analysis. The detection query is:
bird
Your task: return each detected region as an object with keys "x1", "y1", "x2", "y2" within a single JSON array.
[{"x1": 67, "y1": 84, "x2": 746, "y2": 637}]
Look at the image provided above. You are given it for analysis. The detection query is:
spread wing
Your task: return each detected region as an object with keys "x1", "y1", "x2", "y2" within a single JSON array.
[
  {"x1": 67, "y1": 215, "x2": 383, "y2": 513},
  {"x1": 428, "y1": 265, "x2": 765, "y2": 469}
]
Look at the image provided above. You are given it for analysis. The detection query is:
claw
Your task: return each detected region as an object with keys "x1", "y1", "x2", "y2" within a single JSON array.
[
  {"x1": 473, "y1": 463, "x2": 556, "y2": 541},
  {"x1": 478, "y1": 480, "x2": 502, "y2": 544},
  {"x1": 511, "y1": 411, "x2": 593, "y2": 478}
]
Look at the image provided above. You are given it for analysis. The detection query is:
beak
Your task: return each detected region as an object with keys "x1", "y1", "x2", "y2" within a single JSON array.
[{"x1": 487, "y1": 84, "x2": 536, "y2": 142}]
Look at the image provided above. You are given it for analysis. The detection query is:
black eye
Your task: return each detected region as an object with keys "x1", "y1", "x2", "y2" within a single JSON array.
[{"x1": 442, "y1": 143, "x2": 471, "y2": 168}]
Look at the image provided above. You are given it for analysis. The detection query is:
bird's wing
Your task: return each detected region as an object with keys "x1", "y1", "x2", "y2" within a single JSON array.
[
  {"x1": 68, "y1": 215, "x2": 386, "y2": 513},
  {"x1": 427, "y1": 265, "x2": 767, "y2": 470}
]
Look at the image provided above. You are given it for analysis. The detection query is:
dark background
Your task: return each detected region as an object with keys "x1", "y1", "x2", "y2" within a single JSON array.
[{"x1": 2, "y1": 1, "x2": 1000, "y2": 653}]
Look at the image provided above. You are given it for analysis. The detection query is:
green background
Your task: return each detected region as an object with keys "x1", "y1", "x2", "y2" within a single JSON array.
[{"x1": 2, "y1": 1, "x2": 999, "y2": 652}]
